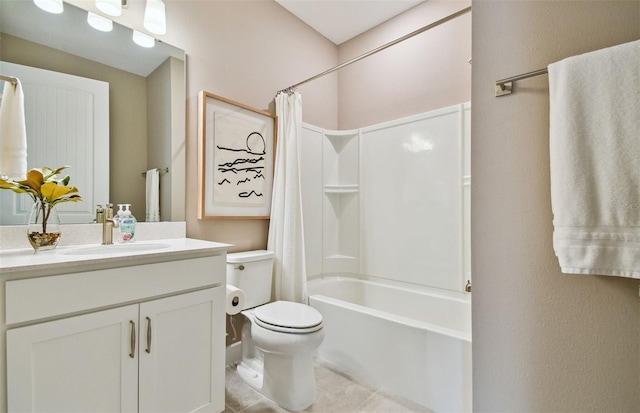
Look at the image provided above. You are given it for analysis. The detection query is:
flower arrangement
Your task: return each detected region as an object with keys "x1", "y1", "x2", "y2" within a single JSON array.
[{"x1": 0, "y1": 166, "x2": 82, "y2": 248}]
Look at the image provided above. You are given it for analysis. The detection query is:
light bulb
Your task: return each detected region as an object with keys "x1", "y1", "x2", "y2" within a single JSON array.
[
  {"x1": 87, "y1": 12, "x2": 113, "y2": 32},
  {"x1": 143, "y1": 0, "x2": 166, "y2": 35},
  {"x1": 95, "y1": 0, "x2": 122, "y2": 17},
  {"x1": 33, "y1": 0, "x2": 63, "y2": 14},
  {"x1": 133, "y1": 30, "x2": 155, "y2": 48}
]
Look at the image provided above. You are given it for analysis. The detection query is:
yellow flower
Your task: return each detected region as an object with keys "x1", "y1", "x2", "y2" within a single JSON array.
[
  {"x1": 0, "y1": 166, "x2": 83, "y2": 206},
  {"x1": 0, "y1": 166, "x2": 83, "y2": 235}
]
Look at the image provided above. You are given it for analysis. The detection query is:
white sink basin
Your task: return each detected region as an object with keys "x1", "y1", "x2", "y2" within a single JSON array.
[{"x1": 60, "y1": 243, "x2": 171, "y2": 256}]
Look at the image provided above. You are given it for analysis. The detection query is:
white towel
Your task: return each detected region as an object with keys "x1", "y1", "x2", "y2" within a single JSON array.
[
  {"x1": 145, "y1": 168, "x2": 160, "y2": 222},
  {"x1": 548, "y1": 39, "x2": 640, "y2": 279},
  {"x1": 0, "y1": 79, "x2": 28, "y2": 180}
]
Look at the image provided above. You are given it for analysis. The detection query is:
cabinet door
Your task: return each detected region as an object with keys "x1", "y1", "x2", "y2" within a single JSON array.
[
  {"x1": 139, "y1": 287, "x2": 225, "y2": 413},
  {"x1": 7, "y1": 305, "x2": 139, "y2": 413}
]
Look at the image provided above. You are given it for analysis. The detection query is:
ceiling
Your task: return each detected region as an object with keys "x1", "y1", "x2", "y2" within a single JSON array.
[
  {"x1": 275, "y1": 0, "x2": 425, "y2": 45},
  {"x1": 0, "y1": 0, "x2": 183, "y2": 77},
  {"x1": 2, "y1": 0, "x2": 426, "y2": 75}
]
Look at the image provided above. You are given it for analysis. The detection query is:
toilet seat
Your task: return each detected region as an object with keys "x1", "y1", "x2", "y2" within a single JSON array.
[{"x1": 254, "y1": 301, "x2": 323, "y2": 334}]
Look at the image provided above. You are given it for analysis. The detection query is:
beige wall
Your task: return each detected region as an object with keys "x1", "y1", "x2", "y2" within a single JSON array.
[
  {"x1": 66, "y1": 0, "x2": 340, "y2": 250},
  {"x1": 472, "y1": 1, "x2": 640, "y2": 411},
  {"x1": 169, "y1": 56, "x2": 186, "y2": 222},
  {"x1": 147, "y1": 57, "x2": 173, "y2": 221},
  {"x1": 147, "y1": 56, "x2": 186, "y2": 222},
  {"x1": 337, "y1": 0, "x2": 471, "y2": 129},
  {"x1": 96, "y1": 0, "x2": 339, "y2": 251}
]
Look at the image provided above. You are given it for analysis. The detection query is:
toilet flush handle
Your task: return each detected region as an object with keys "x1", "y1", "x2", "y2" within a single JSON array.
[{"x1": 235, "y1": 265, "x2": 245, "y2": 270}]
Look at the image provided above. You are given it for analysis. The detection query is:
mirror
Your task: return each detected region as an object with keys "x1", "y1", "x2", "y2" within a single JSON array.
[{"x1": 0, "y1": 0, "x2": 186, "y2": 224}]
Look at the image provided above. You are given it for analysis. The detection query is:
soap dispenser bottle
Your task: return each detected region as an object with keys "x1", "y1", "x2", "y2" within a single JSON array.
[{"x1": 117, "y1": 204, "x2": 136, "y2": 242}]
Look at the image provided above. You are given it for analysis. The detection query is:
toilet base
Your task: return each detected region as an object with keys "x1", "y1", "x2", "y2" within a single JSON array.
[
  {"x1": 237, "y1": 352, "x2": 317, "y2": 412},
  {"x1": 237, "y1": 358, "x2": 264, "y2": 392}
]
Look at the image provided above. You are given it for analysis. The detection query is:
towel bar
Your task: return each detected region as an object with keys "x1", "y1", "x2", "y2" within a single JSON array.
[
  {"x1": 0, "y1": 74, "x2": 18, "y2": 87},
  {"x1": 495, "y1": 68, "x2": 548, "y2": 97},
  {"x1": 141, "y1": 167, "x2": 169, "y2": 177}
]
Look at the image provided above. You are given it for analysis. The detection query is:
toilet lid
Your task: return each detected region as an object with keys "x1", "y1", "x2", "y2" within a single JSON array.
[{"x1": 254, "y1": 301, "x2": 323, "y2": 333}]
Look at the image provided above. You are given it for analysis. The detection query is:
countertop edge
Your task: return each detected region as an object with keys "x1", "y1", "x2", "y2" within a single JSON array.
[{"x1": 0, "y1": 238, "x2": 233, "y2": 278}]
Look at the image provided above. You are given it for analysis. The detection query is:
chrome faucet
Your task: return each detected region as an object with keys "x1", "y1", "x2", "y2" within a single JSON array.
[{"x1": 102, "y1": 203, "x2": 119, "y2": 245}]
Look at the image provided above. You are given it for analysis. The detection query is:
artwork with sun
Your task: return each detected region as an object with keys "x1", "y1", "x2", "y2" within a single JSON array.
[
  {"x1": 213, "y1": 112, "x2": 268, "y2": 206},
  {"x1": 198, "y1": 91, "x2": 276, "y2": 219}
]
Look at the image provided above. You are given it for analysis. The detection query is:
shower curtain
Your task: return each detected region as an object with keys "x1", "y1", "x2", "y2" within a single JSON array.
[{"x1": 267, "y1": 92, "x2": 307, "y2": 303}]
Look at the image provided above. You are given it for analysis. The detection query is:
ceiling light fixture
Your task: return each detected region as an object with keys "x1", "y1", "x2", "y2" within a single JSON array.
[
  {"x1": 143, "y1": 0, "x2": 167, "y2": 35},
  {"x1": 95, "y1": 0, "x2": 122, "y2": 17},
  {"x1": 132, "y1": 30, "x2": 155, "y2": 48},
  {"x1": 87, "y1": 12, "x2": 113, "y2": 32},
  {"x1": 33, "y1": 0, "x2": 64, "y2": 14}
]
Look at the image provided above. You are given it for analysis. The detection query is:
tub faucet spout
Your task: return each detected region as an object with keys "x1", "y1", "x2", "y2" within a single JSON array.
[{"x1": 102, "y1": 204, "x2": 119, "y2": 245}]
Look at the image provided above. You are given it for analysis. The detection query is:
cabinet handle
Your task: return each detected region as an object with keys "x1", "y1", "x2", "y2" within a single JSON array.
[
  {"x1": 129, "y1": 320, "x2": 136, "y2": 359},
  {"x1": 146, "y1": 317, "x2": 152, "y2": 353}
]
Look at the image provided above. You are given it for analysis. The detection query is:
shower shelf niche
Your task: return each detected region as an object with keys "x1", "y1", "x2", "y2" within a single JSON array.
[
  {"x1": 299, "y1": 123, "x2": 361, "y2": 276},
  {"x1": 324, "y1": 130, "x2": 358, "y2": 147},
  {"x1": 322, "y1": 129, "x2": 360, "y2": 275},
  {"x1": 323, "y1": 185, "x2": 359, "y2": 194}
]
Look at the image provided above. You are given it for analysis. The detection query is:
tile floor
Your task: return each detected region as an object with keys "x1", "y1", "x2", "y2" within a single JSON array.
[{"x1": 223, "y1": 359, "x2": 434, "y2": 413}]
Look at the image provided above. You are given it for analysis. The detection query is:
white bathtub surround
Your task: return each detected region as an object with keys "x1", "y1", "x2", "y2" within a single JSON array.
[
  {"x1": 308, "y1": 274, "x2": 472, "y2": 413},
  {"x1": 298, "y1": 104, "x2": 472, "y2": 411},
  {"x1": 268, "y1": 92, "x2": 308, "y2": 302},
  {"x1": 548, "y1": 39, "x2": 640, "y2": 279},
  {"x1": 0, "y1": 221, "x2": 186, "y2": 250},
  {"x1": 299, "y1": 104, "x2": 472, "y2": 411},
  {"x1": 300, "y1": 103, "x2": 471, "y2": 293}
]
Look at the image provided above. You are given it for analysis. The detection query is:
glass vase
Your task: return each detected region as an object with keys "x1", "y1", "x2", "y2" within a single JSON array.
[{"x1": 27, "y1": 200, "x2": 62, "y2": 251}]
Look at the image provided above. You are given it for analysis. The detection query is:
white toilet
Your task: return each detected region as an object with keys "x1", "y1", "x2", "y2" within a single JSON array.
[{"x1": 226, "y1": 250, "x2": 324, "y2": 412}]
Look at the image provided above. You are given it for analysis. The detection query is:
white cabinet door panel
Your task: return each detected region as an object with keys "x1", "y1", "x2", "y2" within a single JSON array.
[
  {"x1": 139, "y1": 287, "x2": 225, "y2": 413},
  {"x1": 7, "y1": 305, "x2": 139, "y2": 413}
]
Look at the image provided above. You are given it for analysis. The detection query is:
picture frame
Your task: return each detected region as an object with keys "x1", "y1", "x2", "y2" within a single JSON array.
[{"x1": 197, "y1": 91, "x2": 277, "y2": 219}]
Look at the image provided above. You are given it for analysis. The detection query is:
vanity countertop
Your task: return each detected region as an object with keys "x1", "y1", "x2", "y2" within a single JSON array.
[{"x1": 0, "y1": 238, "x2": 231, "y2": 278}]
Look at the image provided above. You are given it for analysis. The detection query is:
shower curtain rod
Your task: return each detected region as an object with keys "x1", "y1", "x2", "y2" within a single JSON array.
[{"x1": 276, "y1": 6, "x2": 472, "y2": 96}]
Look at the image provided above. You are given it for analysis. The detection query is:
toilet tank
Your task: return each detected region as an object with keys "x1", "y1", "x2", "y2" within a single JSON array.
[{"x1": 226, "y1": 250, "x2": 274, "y2": 309}]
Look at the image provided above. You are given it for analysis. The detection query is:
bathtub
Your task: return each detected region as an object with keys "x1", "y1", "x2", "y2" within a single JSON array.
[{"x1": 308, "y1": 274, "x2": 472, "y2": 413}]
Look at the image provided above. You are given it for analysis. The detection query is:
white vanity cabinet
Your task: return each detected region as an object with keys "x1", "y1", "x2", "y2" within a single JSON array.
[
  {"x1": 0, "y1": 239, "x2": 230, "y2": 413},
  {"x1": 8, "y1": 288, "x2": 222, "y2": 412}
]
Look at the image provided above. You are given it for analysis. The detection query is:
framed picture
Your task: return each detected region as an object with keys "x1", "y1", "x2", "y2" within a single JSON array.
[{"x1": 198, "y1": 91, "x2": 277, "y2": 219}]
